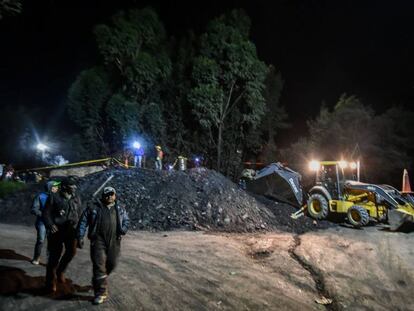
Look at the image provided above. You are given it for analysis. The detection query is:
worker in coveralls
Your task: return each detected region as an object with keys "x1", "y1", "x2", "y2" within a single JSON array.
[
  {"x1": 42, "y1": 177, "x2": 81, "y2": 292},
  {"x1": 77, "y1": 186, "x2": 129, "y2": 305},
  {"x1": 155, "y1": 145, "x2": 163, "y2": 170}
]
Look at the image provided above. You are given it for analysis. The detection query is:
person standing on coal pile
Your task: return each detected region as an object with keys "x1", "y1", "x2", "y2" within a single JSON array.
[
  {"x1": 30, "y1": 180, "x2": 61, "y2": 265},
  {"x1": 155, "y1": 145, "x2": 163, "y2": 170},
  {"x1": 77, "y1": 186, "x2": 129, "y2": 305},
  {"x1": 133, "y1": 143, "x2": 145, "y2": 168},
  {"x1": 42, "y1": 176, "x2": 81, "y2": 293}
]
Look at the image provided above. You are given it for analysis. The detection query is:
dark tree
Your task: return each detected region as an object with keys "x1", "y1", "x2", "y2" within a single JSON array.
[
  {"x1": 188, "y1": 9, "x2": 268, "y2": 171},
  {"x1": 67, "y1": 67, "x2": 111, "y2": 157},
  {"x1": 280, "y1": 94, "x2": 413, "y2": 186},
  {"x1": 0, "y1": 0, "x2": 22, "y2": 19}
]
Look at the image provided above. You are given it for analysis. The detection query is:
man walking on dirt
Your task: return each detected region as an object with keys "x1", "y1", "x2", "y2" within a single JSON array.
[
  {"x1": 77, "y1": 186, "x2": 129, "y2": 305},
  {"x1": 42, "y1": 177, "x2": 81, "y2": 292}
]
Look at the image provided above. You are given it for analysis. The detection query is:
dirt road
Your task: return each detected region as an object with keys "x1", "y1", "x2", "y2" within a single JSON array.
[{"x1": 0, "y1": 223, "x2": 413, "y2": 310}]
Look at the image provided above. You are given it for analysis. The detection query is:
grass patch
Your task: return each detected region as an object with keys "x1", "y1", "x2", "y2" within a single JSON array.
[{"x1": 0, "y1": 181, "x2": 26, "y2": 198}]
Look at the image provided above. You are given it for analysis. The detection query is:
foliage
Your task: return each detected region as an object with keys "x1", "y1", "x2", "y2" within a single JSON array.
[
  {"x1": 188, "y1": 9, "x2": 268, "y2": 170},
  {"x1": 67, "y1": 67, "x2": 111, "y2": 157},
  {"x1": 163, "y1": 32, "x2": 199, "y2": 156},
  {"x1": 65, "y1": 7, "x2": 286, "y2": 177},
  {"x1": 255, "y1": 65, "x2": 288, "y2": 164},
  {"x1": 67, "y1": 8, "x2": 171, "y2": 159},
  {"x1": 0, "y1": 0, "x2": 22, "y2": 19},
  {"x1": 280, "y1": 94, "x2": 413, "y2": 185},
  {"x1": 0, "y1": 181, "x2": 26, "y2": 198},
  {"x1": 94, "y1": 8, "x2": 171, "y2": 100}
]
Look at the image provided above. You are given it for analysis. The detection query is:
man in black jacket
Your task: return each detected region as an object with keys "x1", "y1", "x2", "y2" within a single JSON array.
[
  {"x1": 77, "y1": 186, "x2": 129, "y2": 305},
  {"x1": 42, "y1": 177, "x2": 81, "y2": 292}
]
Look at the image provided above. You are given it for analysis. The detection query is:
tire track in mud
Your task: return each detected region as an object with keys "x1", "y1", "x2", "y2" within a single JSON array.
[{"x1": 288, "y1": 235, "x2": 340, "y2": 311}]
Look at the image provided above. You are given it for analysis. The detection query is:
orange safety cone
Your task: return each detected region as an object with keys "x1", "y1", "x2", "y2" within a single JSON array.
[{"x1": 402, "y1": 169, "x2": 413, "y2": 193}]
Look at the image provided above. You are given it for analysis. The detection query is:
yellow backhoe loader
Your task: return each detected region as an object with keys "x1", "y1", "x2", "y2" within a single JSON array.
[
  {"x1": 306, "y1": 161, "x2": 414, "y2": 230},
  {"x1": 242, "y1": 160, "x2": 414, "y2": 230}
]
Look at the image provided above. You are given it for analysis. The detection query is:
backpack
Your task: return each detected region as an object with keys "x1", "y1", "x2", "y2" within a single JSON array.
[
  {"x1": 30, "y1": 192, "x2": 49, "y2": 217},
  {"x1": 38, "y1": 192, "x2": 48, "y2": 210}
]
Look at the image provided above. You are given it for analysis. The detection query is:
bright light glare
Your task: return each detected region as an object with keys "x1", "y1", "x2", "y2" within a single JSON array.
[
  {"x1": 338, "y1": 160, "x2": 348, "y2": 169},
  {"x1": 195, "y1": 157, "x2": 200, "y2": 162},
  {"x1": 349, "y1": 162, "x2": 357, "y2": 169},
  {"x1": 37, "y1": 143, "x2": 48, "y2": 151},
  {"x1": 309, "y1": 160, "x2": 320, "y2": 171},
  {"x1": 133, "y1": 141, "x2": 141, "y2": 149}
]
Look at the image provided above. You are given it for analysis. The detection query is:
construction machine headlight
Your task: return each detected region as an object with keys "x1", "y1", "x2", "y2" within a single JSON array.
[
  {"x1": 349, "y1": 162, "x2": 357, "y2": 169},
  {"x1": 339, "y1": 160, "x2": 348, "y2": 169},
  {"x1": 309, "y1": 160, "x2": 320, "y2": 171}
]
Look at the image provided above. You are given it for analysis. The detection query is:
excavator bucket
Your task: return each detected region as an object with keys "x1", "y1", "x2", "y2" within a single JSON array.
[
  {"x1": 388, "y1": 209, "x2": 414, "y2": 231},
  {"x1": 389, "y1": 169, "x2": 414, "y2": 231},
  {"x1": 244, "y1": 163, "x2": 303, "y2": 206}
]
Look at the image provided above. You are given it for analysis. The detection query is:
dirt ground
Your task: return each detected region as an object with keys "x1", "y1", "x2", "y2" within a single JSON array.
[{"x1": 0, "y1": 223, "x2": 413, "y2": 311}]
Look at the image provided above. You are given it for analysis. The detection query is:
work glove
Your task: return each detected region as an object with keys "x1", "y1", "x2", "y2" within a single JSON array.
[
  {"x1": 50, "y1": 225, "x2": 58, "y2": 234},
  {"x1": 77, "y1": 238, "x2": 84, "y2": 249}
]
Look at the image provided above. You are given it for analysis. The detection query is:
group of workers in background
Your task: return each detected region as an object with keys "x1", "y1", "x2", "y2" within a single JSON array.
[
  {"x1": 130, "y1": 144, "x2": 163, "y2": 170},
  {"x1": 1, "y1": 143, "x2": 204, "y2": 184},
  {"x1": 130, "y1": 144, "x2": 202, "y2": 171},
  {"x1": 30, "y1": 177, "x2": 129, "y2": 305}
]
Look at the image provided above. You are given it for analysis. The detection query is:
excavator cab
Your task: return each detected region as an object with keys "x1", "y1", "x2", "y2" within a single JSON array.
[{"x1": 310, "y1": 160, "x2": 359, "y2": 200}]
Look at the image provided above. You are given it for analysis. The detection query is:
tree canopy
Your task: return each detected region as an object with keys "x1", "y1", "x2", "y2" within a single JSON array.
[
  {"x1": 280, "y1": 94, "x2": 414, "y2": 185},
  {"x1": 0, "y1": 0, "x2": 22, "y2": 19},
  {"x1": 188, "y1": 9, "x2": 268, "y2": 171},
  {"x1": 63, "y1": 7, "x2": 412, "y2": 186},
  {"x1": 66, "y1": 7, "x2": 282, "y2": 177}
]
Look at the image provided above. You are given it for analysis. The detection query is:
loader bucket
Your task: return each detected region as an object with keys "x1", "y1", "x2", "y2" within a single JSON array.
[
  {"x1": 245, "y1": 162, "x2": 303, "y2": 206},
  {"x1": 388, "y1": 209, "x2": 414, "y2": 231}
]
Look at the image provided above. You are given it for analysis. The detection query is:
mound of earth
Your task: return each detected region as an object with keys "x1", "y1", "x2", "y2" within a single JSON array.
[{"x1": 0, "y1": 167, "x2": 332, "y2": 233}]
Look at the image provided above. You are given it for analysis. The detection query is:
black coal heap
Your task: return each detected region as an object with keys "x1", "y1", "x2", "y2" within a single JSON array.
[{"x1": 0, "y1": 167, "x2": 331, "y2": 233}]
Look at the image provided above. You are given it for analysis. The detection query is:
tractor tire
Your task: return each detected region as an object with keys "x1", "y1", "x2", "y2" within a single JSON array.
[
  {"x1": 307, "y1": 193, "x2": 329, "y2": 220},
  {"x1": 347, "y1": 205, "x2": 370, "y2": 228}
]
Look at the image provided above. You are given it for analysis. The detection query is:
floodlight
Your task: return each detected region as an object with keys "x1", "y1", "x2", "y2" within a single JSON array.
[
  {"x1": 37, "y1": 143, "x2": 48, "y2": 151},
  {"x1": 338, "y1": 160, "x2": 348, "y2": 169},
  {"x1": 309, "y1": 160, "x2": 320, "y2": 171}
]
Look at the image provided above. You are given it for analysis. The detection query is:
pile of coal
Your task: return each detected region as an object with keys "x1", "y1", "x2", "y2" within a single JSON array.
[{"x1": 0, "y1": 167, "x2": 332, "y2": 233}]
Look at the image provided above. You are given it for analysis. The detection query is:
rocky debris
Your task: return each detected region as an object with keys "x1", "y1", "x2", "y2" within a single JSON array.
[
  {"x1": 0, "y1": 167, "x2": 333, "y2": 233},
  {"x1": 0, "y1": 183, "x2": 43, "y2": 226}
]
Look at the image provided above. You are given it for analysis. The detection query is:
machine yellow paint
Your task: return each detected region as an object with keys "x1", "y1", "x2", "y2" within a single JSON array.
[{"x1": 307, "y1": 161, "x2": 414, "y2": 229}]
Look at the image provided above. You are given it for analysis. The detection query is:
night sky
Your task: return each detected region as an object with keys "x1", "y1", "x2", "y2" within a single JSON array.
[{"x1": 1, "y1": 0, "x2": 414, "y2": 141}]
